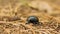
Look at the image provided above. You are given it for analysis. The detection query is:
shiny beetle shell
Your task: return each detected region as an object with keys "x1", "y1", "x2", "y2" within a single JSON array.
[{"x1": 26, "y1": 16, "x2": 39, "y2": 24}]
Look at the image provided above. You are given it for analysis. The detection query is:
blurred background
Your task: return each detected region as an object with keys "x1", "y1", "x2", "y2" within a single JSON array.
[{"x1": 0, "y1": 0, "x2": 60, "y2": 34}]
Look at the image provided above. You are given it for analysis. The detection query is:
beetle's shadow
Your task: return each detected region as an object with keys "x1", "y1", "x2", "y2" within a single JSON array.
[{"x1": 26, "y1": 22, "x2": 43, "y2": 26}]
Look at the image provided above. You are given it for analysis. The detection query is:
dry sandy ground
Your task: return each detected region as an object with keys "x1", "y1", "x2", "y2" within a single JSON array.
[{"x1": 0, "y1": 0, "x2": 60, "y2": 34}]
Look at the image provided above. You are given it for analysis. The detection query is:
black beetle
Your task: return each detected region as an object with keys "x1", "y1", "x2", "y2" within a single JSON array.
[{"x1": 26, "y1": 16, "x2": 40, "y2": 25}]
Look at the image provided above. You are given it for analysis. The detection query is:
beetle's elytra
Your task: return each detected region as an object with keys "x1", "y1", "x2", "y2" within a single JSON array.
[{"x1": 26, "y1": 16, "x2": 39, "y2": 25}]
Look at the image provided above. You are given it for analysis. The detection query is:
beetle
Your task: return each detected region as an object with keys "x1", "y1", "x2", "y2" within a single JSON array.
[{"x1": 26, "y1": 16, "x2": 40, "y2": 25}]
